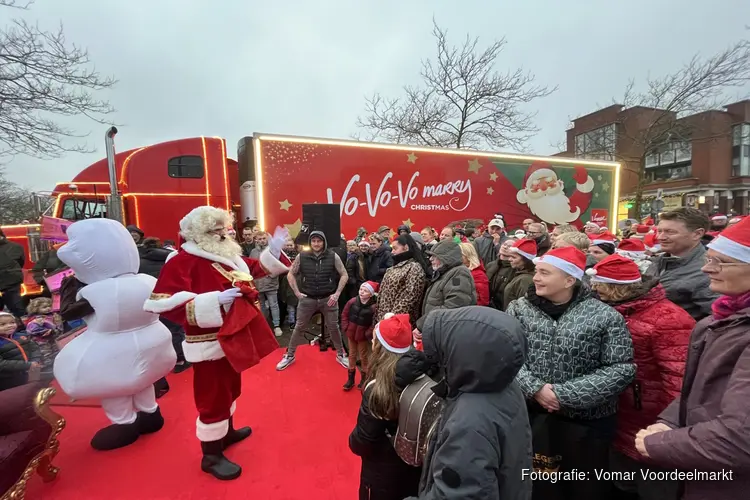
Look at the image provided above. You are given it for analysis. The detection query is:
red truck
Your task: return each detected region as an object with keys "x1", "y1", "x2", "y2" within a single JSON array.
[{"x1": 2, "y1": 133, "x2": 620, "y2": 298}]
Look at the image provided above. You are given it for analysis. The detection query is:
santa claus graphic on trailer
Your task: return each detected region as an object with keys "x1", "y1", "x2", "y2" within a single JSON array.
[
  {"x1": 143, "y1": 206, "x2": 291, "y2": 481},
  {"x1": 516, "y1": 162, "x2": 595, "y2": 225}
]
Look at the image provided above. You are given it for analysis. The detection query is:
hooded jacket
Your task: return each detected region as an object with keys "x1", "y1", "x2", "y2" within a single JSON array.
[
  {"x1": 0, "y1": 237, "x2": 24, "y2": 289},
  {"x1": 416, "y1": 241, "x2": 476, "y2": 331},
  {"x1": 406, "y1": 307, "x2": 533, "y2": 500},
  {"x1": 137, "y1": 245, "x2": 172, "y2": 279},
  {"x1": 298, "y1": 231, "x2": 337, "y2": 299}
]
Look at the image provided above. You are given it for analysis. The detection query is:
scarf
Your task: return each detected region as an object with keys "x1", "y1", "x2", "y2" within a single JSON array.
[
  {"x1": 392, "y1": 249, "x2": 414, "y2": 265},
  {"x1": 527, "y1": 284, "x2": 581, "y2": 320},
  {"x1": 712, "y1": 290, "x2": 750, "y2": 320}
]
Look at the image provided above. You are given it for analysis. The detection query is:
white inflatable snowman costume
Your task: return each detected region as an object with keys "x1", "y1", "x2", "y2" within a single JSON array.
[{"x1": 54, "y1": 218, "x2": 176, "y2": 450}]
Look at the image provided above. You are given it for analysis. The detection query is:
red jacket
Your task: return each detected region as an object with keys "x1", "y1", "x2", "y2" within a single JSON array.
[
  {"x1": 470, "y1": 264, "x2": 490, "y2": 307},
  {"x1": 612, "y1": 283, "x2": 694, "y2": 461}
]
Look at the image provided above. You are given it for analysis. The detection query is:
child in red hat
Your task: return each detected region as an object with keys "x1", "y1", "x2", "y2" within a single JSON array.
[{"x1": 341, "y1": 281, "x2": 379, "y2": 391}]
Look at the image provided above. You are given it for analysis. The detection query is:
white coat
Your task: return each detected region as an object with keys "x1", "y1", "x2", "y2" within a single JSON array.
[{"x1": 54, "y1": 219, "x2": 175, "y2": 400}]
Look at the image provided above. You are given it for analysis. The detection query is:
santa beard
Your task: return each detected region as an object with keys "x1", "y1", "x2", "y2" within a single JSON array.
[
  {"x1": 194, "y1": 233, "x2": 243, "y2": 259},
  {"x1": 526, "y1": 191, "x2": 581, "y2": 225}
]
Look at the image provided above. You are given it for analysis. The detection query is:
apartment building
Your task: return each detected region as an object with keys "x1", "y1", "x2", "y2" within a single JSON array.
[{"x1": 558, "y1": 100, "x2": 750, "y2": 219}]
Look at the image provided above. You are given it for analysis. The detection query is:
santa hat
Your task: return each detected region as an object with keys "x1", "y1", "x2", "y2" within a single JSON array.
[
  {"x1": 586, "y1": 254, "x2": 642, "y2": 284},
  {"x1": 509, "y1": 238, "x2": 537, "y2": 261},
  {"x1": 360, "y1": 281, "x2": 380, "y2": 295},
  {"x1": 707, "y1": 216, "x2": 750, "y2": 263},
  {"x1": 591, "y1": 231, "x2": 616, "y2": 246},
  {"x1": 533, "y1": 246, "x2": 586, "y2": 280},
  {"x1": 374, "y1": 313, "x2": 413, "y2": 354},
  {"x1": 643, "y1": 231, "x2": 658, "y2": 250},
  {"x1": 617, "y1": 238, "x2": 646, "y2": 257},
  {"x1": 635, "y1": 225, "x2": 650, "y2": 235}
]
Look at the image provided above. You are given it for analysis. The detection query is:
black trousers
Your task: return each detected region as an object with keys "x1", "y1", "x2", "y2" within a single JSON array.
[
  {"x1": 530, "y1": 405, "x2": 616, "y2": 500},
  {"x1": 0, "y1": 284, "x2": 25, "y2": 317}
]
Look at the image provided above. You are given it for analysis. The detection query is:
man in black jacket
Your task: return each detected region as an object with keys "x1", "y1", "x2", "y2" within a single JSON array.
[
  {"x1": 276, "y1": 231, "x2": 350, "y2": 371},
  {"x1": 0, "y1": 229, "x2": 25, "y2": 317}
]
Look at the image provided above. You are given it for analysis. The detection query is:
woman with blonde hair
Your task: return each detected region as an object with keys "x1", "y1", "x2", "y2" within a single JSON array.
[
  {"x1": 459, "y1": 242, "x2": 490, "y2": 306},
  {"x1": 349, "y1": 314, "x2": 422, "y2": 500}
]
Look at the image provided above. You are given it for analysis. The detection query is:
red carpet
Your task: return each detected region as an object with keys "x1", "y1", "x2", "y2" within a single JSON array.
[{"x1": 26, "y1": 346, "x2": 362, "y2": 499}]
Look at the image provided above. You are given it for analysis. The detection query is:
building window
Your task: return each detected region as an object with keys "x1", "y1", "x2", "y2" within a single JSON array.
[
  {"x1": 168, "y1": 156, "x2": 204, "y2": 179},
  {"x1": 646, "y1": 164, "x2": 692, "y2": 183},
  {"x1": 574, "y1": 124, "x2": 616, "y2": 160},
  {"x1": 732, "y1": 124, "x2": 750, "y2": 177}
]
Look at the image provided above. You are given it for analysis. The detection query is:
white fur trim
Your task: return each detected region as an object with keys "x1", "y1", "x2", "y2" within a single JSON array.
[
  {"x1": 533, "y1": 254, "x2": 584, "y2": 280},
  {"x1": 383, "y1": 313, "x2": 395, "y2": 319},
  {"x1": 165, "y1": 250, "x2": 178, "y2": 263},
  {"x1": 587, "y1": 271, "x2": 641, "y2": 284},
  {"x1": 516, "y1": 190, "x2": 528, "y2": 204},
  {"x1": 509, "y1": 247, "x2": 536, "y2": 261},
  {"x1": 230, "y1": 401, "x2": 237, "y2": 416},
  {"x1": 374, "y1": 324, "x2": 411, "y2": 354},
  {"x1": 196, "y1": 418, "x2": 229, "y2": 441},
  {"x1": 181, "y1": 241, "x2": 249, "y2": 274},
  {"x1": 182, "y1": 340, "x2": 226, "y2": 363},
  {"x1": 708, "y1": 235, "x2": 750, "y2": 264},
  {"x1": 259, "y1": 248, "x2": 289, "y2": 276},
  {"x1": 578, "y1": 176, "x2": 595, "y2": 194},
  {"x1": 616, "y1": 249, "x2": 646, "y2": 260},
  {"x1": 193, "y1": 291, "x2": 224, "y2": 329},
  {"x1": 361, "y1": 282, "x2": 375, "y2": 295},
  {"x1": 144, "y1": 291, "x2": 198, "y2": 314},
  {"x1": 592, "y1": 238, "x2": 615, "y2": 246}
]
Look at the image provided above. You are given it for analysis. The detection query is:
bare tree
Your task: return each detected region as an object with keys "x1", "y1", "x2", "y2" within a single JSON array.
[
  {"x1": 0, "y1": 167, "x2": 36, "y2": 224},
  {"x1": 357, "y1": 20, "x2": 555, "y2": 151},
  {"x1": 0, "y1": 0, "x2": 116, "y2": 159},
  {"x1": 577, "y1": 39, "x2": 750, "y2": 215}
]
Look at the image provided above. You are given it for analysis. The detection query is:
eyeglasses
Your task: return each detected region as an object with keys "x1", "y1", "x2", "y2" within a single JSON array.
[{"x1": 703, "y1": 256, "x2": 749, "y2": 271}]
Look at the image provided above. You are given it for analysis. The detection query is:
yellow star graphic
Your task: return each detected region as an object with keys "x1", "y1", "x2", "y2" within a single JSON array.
[
  {"x1": 487, "y1": 187, "x2": 495, "y2": 195},
  {"x1": 402, "y1": 218, "x2": 414, "y2": 229},
  {"x1": 389, "y1": 229, "x2": 396, "y2": 240},
  {"x1": 284, "y1": 218, "x2": 303, "y2": 238},
  {"x1": 489, "y1": 172, "x2": 498, "y2": 182},
  {"x1": 407, "y1": 153, "x2": 418, "y2": 164},
  {"x1": 468, "y1": 158, "x2": 483, "y2": 174},
  {"x1": 602, "y1": 182, "x2": 610, "y2": 192},
  {"x1": 279, "y1": 199, "x2": 293, "y2": 211}
]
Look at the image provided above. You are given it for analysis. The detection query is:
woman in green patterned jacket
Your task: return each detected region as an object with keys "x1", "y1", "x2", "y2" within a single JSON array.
[{"x1": 506, "y1": 246, "x2": 635, "y2": 500}]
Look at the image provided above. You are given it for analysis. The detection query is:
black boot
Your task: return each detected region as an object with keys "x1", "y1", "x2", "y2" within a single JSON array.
[
  {"x1": 90, "y1": 422, "x2": 140, "y2": 451},
  {"x1": 173, "y1": 361, "x2": 192, "y2": 374},
  {"x1": 201, "y1": 440, "x2": 242, "y2": 480},
  {"x1": 136, "y1": 407, "x2": 164, "y2": 435},
  {"x1": 343, "y1": 369, "x2": 356, "y2": 391},
  {"x1": 154, "y1": 377, "x2": 170, "y2": 399},
  {"x1": 318, "y1": 337, "x2": 328, "y2": 352},
  {"x1": 358, "y1": 372, "x2": 367, "y2": 390},
  {"x1": 223, "y1": 417, "x2": 252, "y2": 450}
]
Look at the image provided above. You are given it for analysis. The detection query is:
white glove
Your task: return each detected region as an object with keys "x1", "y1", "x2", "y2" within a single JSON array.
[
  {"x1": 218, "y1": 287, "x2": 242, "y2": 305},
  {"x1": 268, "y1": 226, "x2": 290, "y2": 259}
]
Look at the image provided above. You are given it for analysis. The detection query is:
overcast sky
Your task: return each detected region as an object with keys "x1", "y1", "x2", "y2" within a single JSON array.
[{"x1": 5, "y1": 0, "x2": 750, "y2": 190}]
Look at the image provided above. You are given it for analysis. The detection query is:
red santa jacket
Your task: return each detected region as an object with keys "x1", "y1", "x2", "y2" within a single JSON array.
[
  {"x1": 611, "y1": 282, "x2": 694, "y2": 461},
  {"x1": 470, "y1": 264, "x2": 490, "y2": 307},
  {"x1": 143, "y1": 242, "x2": 290, "y2": 363}
]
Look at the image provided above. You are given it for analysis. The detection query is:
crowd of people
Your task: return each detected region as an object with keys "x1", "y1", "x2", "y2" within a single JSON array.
[{"x1": 2, "y1": 206, "x2": 750, "y2": 499}]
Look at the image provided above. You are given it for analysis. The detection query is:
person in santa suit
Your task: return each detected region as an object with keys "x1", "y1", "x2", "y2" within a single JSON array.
[{"x1": 143, "y1": 206, "x2": 291, "y2": 481}]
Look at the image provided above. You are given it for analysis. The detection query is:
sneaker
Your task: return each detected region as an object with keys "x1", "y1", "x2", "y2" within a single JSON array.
[
  {"x1": 335, "y1": 352, "x2": 350, "y2": 369},
  {"x1": 273, "y1": 327, "x2": 283, "y2": 337},
  {"x1": 276, "y1": 354, "x2": 295, "y2": 371}
]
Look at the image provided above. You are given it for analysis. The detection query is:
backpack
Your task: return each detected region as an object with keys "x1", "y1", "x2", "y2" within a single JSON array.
[{"x1": 392, "y1": 375, "x2": 445, "y2": 467}]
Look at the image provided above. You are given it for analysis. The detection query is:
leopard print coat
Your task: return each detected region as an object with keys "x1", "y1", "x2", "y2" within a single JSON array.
[{"x1": 376, "y1": 259, "x2": 426, "y2": 327}]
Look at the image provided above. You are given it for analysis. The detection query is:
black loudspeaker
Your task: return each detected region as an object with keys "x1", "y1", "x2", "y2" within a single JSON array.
[{"x1": 295, "y1": 204, "x2": 341, "y2": 247}]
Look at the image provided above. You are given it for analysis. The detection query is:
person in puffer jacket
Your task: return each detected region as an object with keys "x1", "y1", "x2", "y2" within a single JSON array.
[
  {"x1": 414, "y1": 240, "x2": 476, "y2": 339},
  {"x1": 506, "y1": 246, "x2": 634, "y2": 500},
  {"x1": 341, "y1": 281, "x2": 379, "y2": 391},
  {"x1": 588, "y1": 254, "x2": 693, "y2": 500}
]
